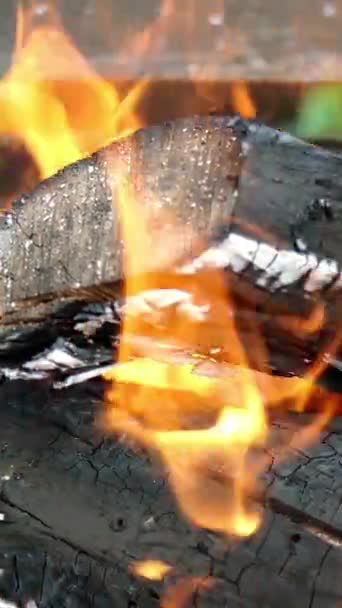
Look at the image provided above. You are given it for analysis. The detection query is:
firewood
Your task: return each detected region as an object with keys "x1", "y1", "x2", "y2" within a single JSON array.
[
  {"x1": 0, "y1": 378, "x2": 342, "y2": 607},
  {"x1": 2, "y1": 114, "x2": 342, "y2": 377}
]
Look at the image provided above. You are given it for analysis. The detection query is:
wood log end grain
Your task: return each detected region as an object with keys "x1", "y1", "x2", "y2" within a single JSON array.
[{"x1": 0, "y1": 115, "x2": 242, "y2": 319}]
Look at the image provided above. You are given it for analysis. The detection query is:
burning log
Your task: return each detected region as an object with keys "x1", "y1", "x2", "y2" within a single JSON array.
[
  {"x1": 1, "y1": 113, "x2": 342, "y2": 606},
  {"x1": 2, "y1": 114, "x2": 342, "y2": 378},
  {"x1": 0, "y1": 378, "x2": 342, "y2": 608}
]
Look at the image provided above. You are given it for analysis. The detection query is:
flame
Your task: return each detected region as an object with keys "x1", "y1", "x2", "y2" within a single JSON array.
[
  {"x1": 103, "y1": 178, "x2": 259, "y2": 537},
  {"x1": 0, "y1": 0, "x2": 336, "y2": 545},
  {"x1": 0, "y1": 0, "x2": 258, "y2": 203},
  {"x1": 102, "y1": 156, "x2": 338, "y2": 540},
  {"x1": 231, "y1": 82, "x2": 256, "y2": 118},
  {"x1": 0, "y1": 0, "x2": 144, "y2": 185},
  {"x1": 131, "y1": 560, "x2": 172, "y2": 580},
  {"x1": 161, "y1": 577, "x2": 214, "y2": 608}
]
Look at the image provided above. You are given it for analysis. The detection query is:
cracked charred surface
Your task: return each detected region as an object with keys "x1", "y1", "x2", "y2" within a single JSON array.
[
  {"x1": 1, "y1": 380, "x2": 342, "y2": 606},
  {"x1": 2, "y1": 115, "x2": 342, "y2": 377}
]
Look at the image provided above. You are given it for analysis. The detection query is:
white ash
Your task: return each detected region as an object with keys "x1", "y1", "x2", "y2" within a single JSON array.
[
  {"x1": 0, "y1": 368, "x2": 50, "y2": 381},
  {"x1": 74, "y1": 316, "x2": 117, "y2": 338},
  {"x1": 53, "y1": 364, "x2": 115, "y2": 390},
  {"x1": 257, "y1": 252, "x2": 317, "y2": 290},
  {"x1": 73, "y1": 303, "x2": 119, "y2": 336},
  {"x1": 23, "y1": 344, "x2": 84, "y2": 371},
  {"x1": 178, "y1": 231, "x2": 342, "y2": 292},
  {"x1": 253, "y1": 242, "x2": 277, "y2": 270},
  {"x1": 228, "y1": 233, "x2": 259, "y2": 272},
  {"x1": 305, "y1": 258, "x2": 339, "y2": 292},
  {"x1": 294, "y1": 237, "x2": 308, "y2": 253},
  {"x1": 22, "y1": 337, "x2": 112, "y2": 373},
  {"x1": 124, "y1": 289, "x2": 209, "y2": 322},
  {"x1": 0, "y1": 599, "x2": 20, "y2": 608}
]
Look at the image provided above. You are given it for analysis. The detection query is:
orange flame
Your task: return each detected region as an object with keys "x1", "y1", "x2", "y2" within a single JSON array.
[
  {"x1": 0, "y1": 0, "x2": 145, "y2": 183},
  {"x1": 0, "y1": 0, "x2": 257, "y2": 202},
  {"x1": 102, "y1": 158, "x2": 337, "y2": 539},
  {"x1": 0, "y1": 0, "x2": 336, "y2": 545},
  {"x1": 131, "y1": 560, "x2": 172, "y2": 581},
  {"x1": 231, "y1": 82, "x2": 256, "y2": 118},
  {"x1": 100, "y1": 181, "x2": 247, "y2": 535},
  {"x1": 161, "y1": 577, "x2": 214, "y2": 608}
]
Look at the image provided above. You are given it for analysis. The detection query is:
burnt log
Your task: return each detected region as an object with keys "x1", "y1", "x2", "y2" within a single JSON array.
[
  {"x1": 2, "y1": 115, "x2": 342, "y2": 377},
  {"x1": 1, "y1": 379, "x2": 342, "y2": 607}
]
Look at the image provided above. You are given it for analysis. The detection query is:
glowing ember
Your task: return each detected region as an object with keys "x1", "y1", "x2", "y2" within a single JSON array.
[{"x1": 131, "y1": 560, "x2": 172, "y2": 580}]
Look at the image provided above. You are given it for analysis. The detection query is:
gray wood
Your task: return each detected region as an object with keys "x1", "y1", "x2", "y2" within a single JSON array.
[
  {"x1": 268, "y1": 418, "x2": 342, "y2": 540},
  {"x1": 3, "y1": 1, "x2": 342, "y2": 82},
  {"x1": 0, "y1": 114, "x2": 240, "y2": 317},
  {"x1": 1, "y1": 379, "x2": 342, "y2": 607}
]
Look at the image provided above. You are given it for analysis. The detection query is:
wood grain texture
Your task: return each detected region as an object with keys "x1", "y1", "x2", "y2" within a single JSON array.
[
  {"x1": 3, "y1": 0, "x2": 342, "y2": 82},
  {"x1": 32, "y1": 0, "x2": 342, "y2": 82},
  {"x1": 0, "y1": 115, "x2": 241, "y2": 315},
  {"x1": 3, "y1": 114, "x2": 342, "y2": 314}
]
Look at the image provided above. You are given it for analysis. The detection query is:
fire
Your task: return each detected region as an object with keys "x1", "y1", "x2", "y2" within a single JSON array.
[
  {"x1": 131, "y1": 560, "x2": 172, "y2": 581},
  {"x1": 161, "y1": 577, "x2": 214, "y2": 608},
  {"x1": 0, "y1": 0, "x2": 144, "y2": 186},
  {"x1": 102, "y1": 170, "x2": 313, "y2": 539},
  {"x1": 0, "y1": 0, "x2": 257, "y2": 206},
  {"x1": 0, "y1": 0, "x2": 336, "y2": 558},
  {"x1": 100, "y1": 141, "x2": 340, "y2": 540},
  {"x1": 231, "y1": 82, "x2": 256, "y2": 118}
]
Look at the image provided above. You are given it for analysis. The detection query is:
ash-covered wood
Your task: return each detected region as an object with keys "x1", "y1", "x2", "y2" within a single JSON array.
[
  {"x1": 0, "y1": 114, "x2": 241, "y2": 315},
  {"x1": 2, "y1": 115, "x2": 342, "y2": 377}
]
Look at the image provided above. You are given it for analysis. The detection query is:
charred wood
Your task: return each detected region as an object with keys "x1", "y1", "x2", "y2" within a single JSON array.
[
  {"x1": 2, "y1": 115, "x2": 342, "y2": 377},
  {"x1": 0, "y1": 380, "x2": 342, "y2": 607}
]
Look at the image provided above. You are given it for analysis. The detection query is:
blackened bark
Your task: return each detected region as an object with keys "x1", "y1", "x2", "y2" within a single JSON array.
[{"x1": 0, "y1": 380, "x2": 342, "y2": 607}]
